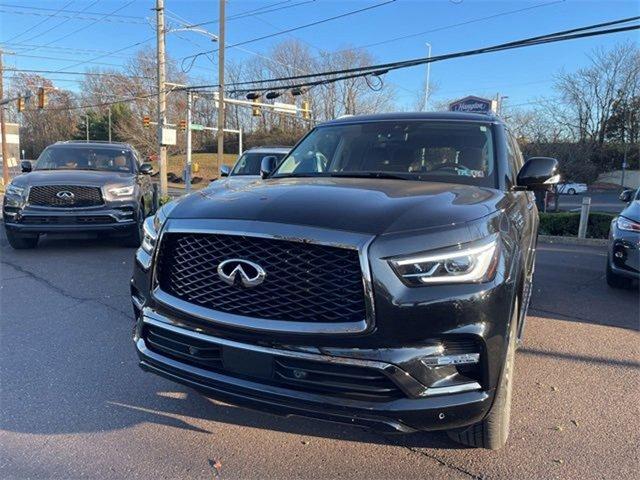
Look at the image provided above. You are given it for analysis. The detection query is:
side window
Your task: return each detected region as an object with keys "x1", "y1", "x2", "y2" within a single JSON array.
[{"x1": 505, "y1": 132, "x2": 518, "y2": 184}]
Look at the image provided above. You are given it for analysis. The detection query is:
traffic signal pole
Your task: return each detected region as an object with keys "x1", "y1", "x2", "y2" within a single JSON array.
[
  {"x1": 0, "y1": 50, "x2": 9, "y2": 186},
  {"x1": 185, "y1": 90, "x2": 192, "y2": 194},
  {"x1": 156, "y1": 0, "x2": 168, "y2": 197},
  {"x1": 216, "y1": 0, "x2": 225, "y2": 176}
]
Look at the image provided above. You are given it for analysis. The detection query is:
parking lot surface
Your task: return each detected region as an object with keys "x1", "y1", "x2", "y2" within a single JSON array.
[
  {"x1": 1, "y1": 231, "x2": 638, "y2": 479},
  {"x1": 556, "y1": 191, "x2": 624, "y2": 213}
]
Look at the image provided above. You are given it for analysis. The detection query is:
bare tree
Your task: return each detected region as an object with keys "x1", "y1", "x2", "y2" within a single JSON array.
[{"x1": 550, "y1": 42, "x2": 640, "y2": 145}]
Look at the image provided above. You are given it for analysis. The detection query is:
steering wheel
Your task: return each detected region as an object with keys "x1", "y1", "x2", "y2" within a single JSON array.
[{"x1": 430, "y1": 162, "x2": 471, "y2": 174}]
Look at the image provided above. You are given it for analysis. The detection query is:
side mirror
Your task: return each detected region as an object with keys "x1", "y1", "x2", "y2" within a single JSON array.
[
  {"x1": 21, "y1": 160, "x2": 32, "y2": 173},
  {"x1": 619, "y1": 189, "x2": 633, "y2": 203},
  {"x1": 516, "y1": 157, "x2": 559, "y2": 191},
  {"x1": 260, "y1": 156, "x2": 278, "y2": 179},
  {"x1": 220, "y1": 165, "x2": 231, "y2": 177},
  {"x1": 139, "y1": 163, "x2": 153, "y2": 175}
]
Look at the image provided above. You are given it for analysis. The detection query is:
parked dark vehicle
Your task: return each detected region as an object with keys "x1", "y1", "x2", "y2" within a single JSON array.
[
  {"x1": 3, "y1": 141, "x2": 154, "y2": 249},
  {"x1": 219, "y1": 146, "x2": 291, "y2": 180},
  {"x1": 606, "y1": 188, "x2": 640, "y2": 288},
  {"x1": 131, "y1": 112, "x2": 559, "y2": 449}
]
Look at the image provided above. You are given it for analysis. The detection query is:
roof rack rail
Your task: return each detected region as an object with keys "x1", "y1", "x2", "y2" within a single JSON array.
[
  {"x1": 55, "y1": 140, "x2": 131, "y2": 146},
  {"x1": 254, "y1": 145, "x2": 293, "y2": 149}
]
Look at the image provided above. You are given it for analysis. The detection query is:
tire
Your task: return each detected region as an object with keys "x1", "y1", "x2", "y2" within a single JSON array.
[
  {"x1": 606, "y1": 259, "x2": 628, "y2": 289},
  {"x1": 446, "y1": 300, "x2": 518, "y2": 450},
  {"x1": 6, "y1": 229, "x2": 39, "y2": 249},
  {"x1": 567, "y1": 188, "x2": 576, "y2": 195},
  {"x1": 121, "y1": 208, "x2": 144, "y2": 248}
]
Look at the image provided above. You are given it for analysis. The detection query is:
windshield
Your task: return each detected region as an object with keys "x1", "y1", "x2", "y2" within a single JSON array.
[
  {"x1": 231, "y1": 151, "x2": 287, "y2": 176},
  {"x1": 274, "y1": 121, "x2": 497, "y2": 187},
  {"x1": 35, "y1": 146, "x2": 135, "y2": 173}
]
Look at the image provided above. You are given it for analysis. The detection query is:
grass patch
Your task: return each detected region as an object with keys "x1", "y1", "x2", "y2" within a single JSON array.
[
  {"x1": 167, "y1": 152, "x2": 237, "y2": 182},
  {"x1": 539, "y1": 211, "x2": 614, "y2": 239}
]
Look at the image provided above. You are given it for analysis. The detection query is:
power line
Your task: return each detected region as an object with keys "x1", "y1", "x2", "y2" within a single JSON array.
[
  {"x1": 347, "y1": 0, "x2": 566, "y2": 52},
  {"x1": 4, "y1": 67, "x2": 154, "y2": 80},
  {"x1": 9, "y1": 52, "x2": 128, "y2": 69},
  {"x1": 184, "y1": 0, "x2": 314, "y2": 29},
  {"x1": 18, "y1": 0, "x2": 137, "y2": 55},
  {"x1": 54, "y1": 35, "x2": 155, "y2": 72},
  {"x1": 0, "y1": 2, "x2": 144, "y2": 20},
  {"x1": 203, "y1": 16, "x2": 639, "y2": 93},
  {"x1": 4, "y1": 42, "x2": 139, "y2": 59},
  {"x1": 181, "y1": 0, "x2": 397, "y2": 72},
  {"x1": 2, "y1": 0, "x2": 75, "y2": 44},
  {"x1": 15, "y1": 0, "x2": 100, "y2": 46},
  {"x1": 0, "y1": 7, "x2": 148, "y2": 25}
]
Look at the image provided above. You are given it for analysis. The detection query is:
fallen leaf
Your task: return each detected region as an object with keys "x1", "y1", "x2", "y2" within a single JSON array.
[
  {"x1": 551, "y1": 386, "x2": 558, "y2": 392},
  {"x1": 554, "y1": 425, "x2": 564, "y2": 432},
  {"x1": 208, "y1": 459, "x2": 222, "y2": 478},
  {"x1": 571, "y1": 420, "x2": 579, "y2": 427},
  {"x1": 301, "y1": 440, "x2": 309, "y2": 445},
  {"x1": 553, "y1": 459, "x2": 564, "y2": 465}
]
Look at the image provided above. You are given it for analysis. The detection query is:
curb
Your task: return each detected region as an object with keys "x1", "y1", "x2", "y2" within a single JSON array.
[{"x1": 538, "y1": 235, "x2": 609, "y2": 247}]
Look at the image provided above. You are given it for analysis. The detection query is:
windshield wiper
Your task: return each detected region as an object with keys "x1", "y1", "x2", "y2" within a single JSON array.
[{"x1": 329, "y1": 171, "x2": 411, "y2": 180}]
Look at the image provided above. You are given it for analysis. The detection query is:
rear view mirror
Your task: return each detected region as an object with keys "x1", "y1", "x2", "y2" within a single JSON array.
[
  {"x1": 139, "y1": 163, "x2": 153, "y2": 175},
  {"x1": 619, "y1": 190, "x2": 633, "y2": 203},
  {"x1": 21, "y1": 160, "x2": 32, "y2": 173},
  {"x1": 260, "y1": 156, "x2": 278, "y2": 179},
  {"x1": 516, "y1": 157, "x2": 559, "y2": 191},
  {"x1": 220, "y1": 165, "x2": 231, "y2": 177}
]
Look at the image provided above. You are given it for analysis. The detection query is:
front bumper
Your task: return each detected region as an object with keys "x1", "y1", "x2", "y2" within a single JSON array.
[
  {"x1": 3, "y1": 197, "x2": 138, "y2": 234},
  {"x1": 134, "y1": 310, "x2": 492, "y2": 433},
  {"x1": 609, "y1": 234, "x2": 640, "y2": 279}
]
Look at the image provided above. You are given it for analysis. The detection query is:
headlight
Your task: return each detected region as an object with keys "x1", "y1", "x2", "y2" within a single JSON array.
[
  {"x1": 107, "y1": 184, "x2": 135, "y2": 197},
  {"x1": 141, "y1": 216, "x2": 158, "y2": 254},
  {"x1": 389, "y1": 236, "x2": 499, "y2": 286},
  {"x1": 6, "y1": 184, "x2": 25, "y2": 197},
  {"x1": 140, "y1": 200, "x2": 177, "y2": 254},
  {"x1": 617, "y1": 216, "x2": 640, "y2": 232}
]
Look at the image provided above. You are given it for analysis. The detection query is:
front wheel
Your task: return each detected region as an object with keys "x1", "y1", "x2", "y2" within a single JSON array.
[
  {"x1": 606, "y1": 259, "x2": 628, "y2": 289},
  {"x1": 6, "y1": 229, "x2": 39, "y2": 249},
  {"x1": 567, "y1": 188, "x2": 576, "y2": 195},
  {"x1": 121, "y1": 209, "x2": 144, "y2": 248},
  {"x1": 446, "y1": 300, "x2": 518, "y2": 450}
]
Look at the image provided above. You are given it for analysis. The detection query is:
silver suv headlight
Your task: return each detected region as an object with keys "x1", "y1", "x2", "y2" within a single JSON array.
[
  {"x1": 106, "y1": 184, "x2": 135, "y2": 198},
  {"x1": 388, "y1": 235, "x2": 499, "y2": 286},
  {"x1": 5, "y1": 184, "x2": 26, "y2": 197}
]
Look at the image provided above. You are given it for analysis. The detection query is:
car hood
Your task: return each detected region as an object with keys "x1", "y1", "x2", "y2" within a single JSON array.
[
  {"x1": 11, "y1": 169, "x2": 134, "y2": 187},
  {"x1": 169, "y1": 177, "x2": 506, "y2": 235},
  {"x1": 621, "y1": 200, "x2": 640, "y2": 223}
]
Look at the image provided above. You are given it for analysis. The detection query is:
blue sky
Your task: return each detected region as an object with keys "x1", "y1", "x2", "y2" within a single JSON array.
[{"x1": 1, "y1": 0, "x2": 639, "y2": 110}]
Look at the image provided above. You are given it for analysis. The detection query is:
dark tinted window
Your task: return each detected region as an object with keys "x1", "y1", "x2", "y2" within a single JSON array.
[
  {"x1": 35, "y1": 146, "x2": 134, "y2": 173},
  {"x1": 275, "y1": 121, "x2": 497, "y2": 187}
]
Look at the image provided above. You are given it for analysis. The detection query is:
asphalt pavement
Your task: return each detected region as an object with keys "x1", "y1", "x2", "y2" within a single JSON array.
[
  {"x1": 556, "y1": 191, "x2": 625, "y2": 213},
  {"x1": 1, "y1": 231, "x2": 638, "y2": 479}
]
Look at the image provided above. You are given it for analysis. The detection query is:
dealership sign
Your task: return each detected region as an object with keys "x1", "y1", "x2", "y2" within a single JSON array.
[{"x1": 449, "y1": 96, "x2": 497, "y2": 113}]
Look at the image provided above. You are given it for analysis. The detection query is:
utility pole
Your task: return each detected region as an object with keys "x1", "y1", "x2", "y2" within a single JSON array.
[
  {"x1": 0, "y1": 49, "x2": 9, "y2": 186},
  {"x1": 216, "y1": 0, "x2": 226, "y2": 176},
  {"x1": 108, "y1": 106, "x2": 112, "y2": 142},
  {"x1": 185, "y1": 90, "x2": 192, "y2": 193},
  {"x1": 156, "y1": 0, "x2": 168, "y2": 197},
  {"x1": 424, "y1": 42, "x2": 431, "y2": 111}
]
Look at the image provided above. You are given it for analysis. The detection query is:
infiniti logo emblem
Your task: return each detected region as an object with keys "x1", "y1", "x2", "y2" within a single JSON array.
[
  {"x1": 217, "y1": 259, "x2": 266, "y2": 288},
  {"x1": 56, "y1": 190, "x2": 75, "y2": 199}
]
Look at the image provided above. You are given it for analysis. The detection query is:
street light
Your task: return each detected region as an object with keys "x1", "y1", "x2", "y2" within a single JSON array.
[{"x1": 424, "y1": 42, "x2": 431, "y2": 111}]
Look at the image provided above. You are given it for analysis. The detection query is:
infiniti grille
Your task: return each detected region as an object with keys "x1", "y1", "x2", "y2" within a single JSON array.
[
  {"x1": 156, "y1": 233, "x2": 367, "y2": 324},
  {"x1": 28, "y1": 185, "x2": 103, "y2": 207}
]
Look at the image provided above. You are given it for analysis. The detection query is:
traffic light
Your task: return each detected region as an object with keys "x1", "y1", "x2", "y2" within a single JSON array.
[
  {"x1": 143, "y1": 115, "x2": 150, "y2": 127},
  {"x1": 179, "y1": 119, "x2": 187, "y2": 131},
  {"x1": 37, "y1": 87, "x2": 47, "y2": 109},
  {"x1": 301, "y1": 100, "x2": 310, "y2": 120},
  {"x1": 251, "y1": 98, "x2": 261, "y2": 117},
  {"x1": 17, "y1": 97, "x2": 25, "y2": 112}
]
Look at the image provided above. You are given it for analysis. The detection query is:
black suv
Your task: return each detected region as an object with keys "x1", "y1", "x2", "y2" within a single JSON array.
[
  {"x1": 132, "y1": 113, "x2": 558, "y2": 449},
  {"x1": 3, "y1": 141, "x2": 154, "y2": 249}
]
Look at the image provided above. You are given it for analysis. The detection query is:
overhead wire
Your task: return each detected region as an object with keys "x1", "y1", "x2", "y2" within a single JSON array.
[
  {"x1": 1, "y1": 0, "x2": 75, "y2": 43},
  {"x1": 180, "y1": 0, "x2": 397, "y2": 72}
]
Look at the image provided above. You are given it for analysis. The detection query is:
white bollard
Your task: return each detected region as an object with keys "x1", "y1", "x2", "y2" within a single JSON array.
[{"x1": 577, "y1": 196, "x2": 591, "y2": 239}]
